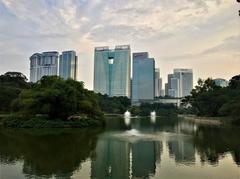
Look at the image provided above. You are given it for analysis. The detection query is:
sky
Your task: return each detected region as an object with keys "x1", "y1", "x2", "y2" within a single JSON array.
[{"x1": 0, "y1": 0, "x2": 239, "y2": 89}]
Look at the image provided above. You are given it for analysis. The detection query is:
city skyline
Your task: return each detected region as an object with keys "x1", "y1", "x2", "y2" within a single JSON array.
[{"x1": 0, "y1": 0, "x2": 239, "y2": 89}]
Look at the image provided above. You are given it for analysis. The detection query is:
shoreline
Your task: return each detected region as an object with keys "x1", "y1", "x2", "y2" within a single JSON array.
[{"x1": 179, "y1": 114, "x2": 222, "y2": 126}]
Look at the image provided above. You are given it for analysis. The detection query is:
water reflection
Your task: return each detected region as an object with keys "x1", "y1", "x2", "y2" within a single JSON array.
[
  {"x1": 0, "y1": 129, "x2": 102, "y2": 178},
  {"x1": 91, "y1": 137, "x2": 162, "y2": 179},
  {"x1": 0, "y1": 117, "x2": 240, "y2": 179}
]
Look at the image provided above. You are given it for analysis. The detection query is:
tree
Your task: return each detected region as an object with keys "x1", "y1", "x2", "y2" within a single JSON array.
[
  {"x1": 182, "y1": 78, "x2": 227, "y2": 116},
  {"x1": 0, "y1": 72, "x2": 29, "y2": 112},
  {"x1": 12, "y1": 76, "x2": 103, "y2": 120},
  {"x1": 229, "y1": 75, "x2": 240, "y2": 89}
]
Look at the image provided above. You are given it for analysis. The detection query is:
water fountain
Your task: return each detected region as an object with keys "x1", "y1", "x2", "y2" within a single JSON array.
[
  {"x1": 150, "y1": 111, "x2": 156, "y2": 124},
  {"x1": 124, "y1": 110, "x2": 131, "y2": 126}
]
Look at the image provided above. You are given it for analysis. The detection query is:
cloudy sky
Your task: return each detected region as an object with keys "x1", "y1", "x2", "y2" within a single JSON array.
[{"x1": 0, "y1": 0, "x2": 239, "y2": 89}]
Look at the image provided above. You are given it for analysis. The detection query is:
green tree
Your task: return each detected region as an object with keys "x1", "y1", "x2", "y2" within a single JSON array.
[
  {"x1": 12, "y1": 76, "x2": 103, "y2": 121},
  {"x1": 0, "y1": 72, "x2": 29, "y2": 112}
]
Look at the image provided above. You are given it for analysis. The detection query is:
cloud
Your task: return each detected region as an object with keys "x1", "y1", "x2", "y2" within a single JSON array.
[
  {"x1": 0, "y1": 0, "x2": 238, "y2": 89},
  {"x1": 201, "y1": 35, "x2": 240, "y2": 55}
]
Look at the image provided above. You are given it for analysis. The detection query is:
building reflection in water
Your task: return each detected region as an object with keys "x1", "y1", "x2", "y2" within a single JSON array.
[
  {"x1": 168, "y1": 139, "x2": 195, "y2": 165},
  {"x1": 91, "y1": 137, "x2": 162, "y2": 179}
]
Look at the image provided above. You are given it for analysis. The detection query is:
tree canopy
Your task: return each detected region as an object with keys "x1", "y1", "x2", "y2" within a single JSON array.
[
  {"x1": 0, "y1": 72, "x2": 29, "y2": 112},
  {"x1": 182, "y1": 75, "x2": 240, "y2": 123},
  {"x1": 11, "y1": 76, "x2": 104, "y2": 121}
]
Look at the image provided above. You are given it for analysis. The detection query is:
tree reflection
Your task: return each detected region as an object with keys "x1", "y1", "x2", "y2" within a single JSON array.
[
  {"x1": 0, "y1": 129, "x2": 102, "y2": 178},
  {"x1": 193, "y1": 126, "x2": 240, "y2": 166}
]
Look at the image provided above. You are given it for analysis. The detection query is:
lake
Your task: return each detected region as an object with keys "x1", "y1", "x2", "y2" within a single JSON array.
[{"x1": 0, "y1": 116, "x2": 240, "y2": 179}]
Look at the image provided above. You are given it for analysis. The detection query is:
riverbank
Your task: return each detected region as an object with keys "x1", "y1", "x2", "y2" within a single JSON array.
[
  {"x1": 2, "y1": 115, "x2": 105, "y2": 129},
  {"x1": 179, "y1": 114, "x2": 223, "y2": 126}
]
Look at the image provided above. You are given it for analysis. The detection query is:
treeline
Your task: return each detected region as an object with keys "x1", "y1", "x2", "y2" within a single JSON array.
[
  {"x1": 130, "y1": 103, "x2": 177, "y2": 116},
  {"x1": 97, "y1": 94, "x2": 131, "y2": 114},
  {"x1": 182, "y1": 75, "x2": 240, "y2": 124}
]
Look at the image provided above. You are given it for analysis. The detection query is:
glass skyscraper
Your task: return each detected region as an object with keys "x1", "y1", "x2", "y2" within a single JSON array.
[
  {"x1": 30, "y1": 51, "x2": 58, "y2": 82},
  {"x1": 154, "y1": 68, "x2": 160, "y2": 97},
  {"x1": 94, "y1": 45, "x2": 131, "y2": 97},
  {"x1": 173, "y1": 69, "x2": 193, "y2": 97},
  {"x1": 166, "y1": 69, "x2": 193, "y2": 98},
  {"x1": 59, "y1": 51, "x2": 78, "y2": 80},
  {"x1": 132, "y1": 52, "x2": 155, "y2": 105}
]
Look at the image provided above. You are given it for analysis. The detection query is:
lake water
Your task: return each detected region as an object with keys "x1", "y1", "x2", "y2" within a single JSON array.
[{"x1": 0, "y1": 116, "x2": 240, "y2": 179}]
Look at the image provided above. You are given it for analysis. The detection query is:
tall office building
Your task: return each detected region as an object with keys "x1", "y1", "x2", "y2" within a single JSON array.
[
  {"x1": 155, "y1": 68, "x2": 160, "y2": 97},
  {"x1": 169, "y1": 77, "x2": 180, "y2": 98},
  {"x1": 94, "y1": 45, "x2": 131, "y2": 97},
  {"x1": 30, "y1": 51, "x2": 58, "y2": 82},
  {"x1": 59, "y1": 51, "x2": 78, "y2": 80},
  {"x1": 174, "y1": 69, "x2": 193, "y2": 97},
  {"x1": 132, "y1": 52, "x2": 155, "y2": 105},
  {"x1": 159, "y1": 78, "x2": 163, "y2": 96},
  {"x1": 167, "y1": 74, "x2": 174, "y2": 90},
  {"x1": 165, "y1": 83, "x2": 169, "y2": 96},
  {"x1": 166, "y1": 69, "x2": 193, "y2": 98}
]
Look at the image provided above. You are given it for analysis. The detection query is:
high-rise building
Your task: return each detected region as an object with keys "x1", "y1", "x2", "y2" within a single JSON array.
[
  {"x1": 94, "y1": 45, "x2": 131, "y2": 97},
  {"x1": 159, "y1": 78, "x2": 163, "y2": 96},
  {"x1": 59, "y1": 51, "x2": 78, "y2": 80},
  {"x1": 167, "y1": 74, "x2": 174, "y2": 90},
  {"x1": 155, "y1": 69, "x2": 160, "y2": 97},
  {"x1": 30, "y1": 51, "x2": 59, "y2": 82},
  {"x1": 169, "y1": 78, "x2": 180, "y2": 98},
  {"x1": 173, "y1": 69, "x2": 193, "y2": 97},
  {"x1": 132, "y1": 52, "x2": 155, "y2": 105},
  {"x1": 165, "y1": 83, "x2": 169, "y2": 96},
  {"x1": 165, "y1": 69, "x2": 193, "y2": 98}
]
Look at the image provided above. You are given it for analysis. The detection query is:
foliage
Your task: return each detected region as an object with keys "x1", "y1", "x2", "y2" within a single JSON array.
[
  {"x1": 97, "y1": 94, "x2": 131, "y2": 114},
  {"x1": 11, "y1": 76, "x2": 104, "y2": 122},
  {"x1": 182, "y1": 75, "x2": 240, "y2": 123},
  {"x1": 3, "y1": 115, "x2": 104, "y2": 128},
  {"x1": 0, "y1": 72, "x2": 29, "y2": 112},
  {"x1": 130, "y1": 103, "x2": 177, "y2": 116}
]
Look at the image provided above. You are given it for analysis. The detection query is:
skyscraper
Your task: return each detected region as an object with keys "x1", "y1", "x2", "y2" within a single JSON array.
[
  {"x1": 30, "y1": 51, "x2": 58, "y2": 82},
  {"x1": 94, "y1": 45, "x2": 131, "y2": 97},
  {"x1": 155, "y1": 68, "x2": 160, "y2": 97},
  {"x1": 132, "y1": 52, "x2": 155, "y2": 105},
  {"x1": 159, "y1": 78, "x2": 163, "y2": 96},
  {"x1": 169, "y1": 77, "x2": 180, "y2": 98},
  {"x1": 165, "y1": 83, "x2": 169, "y2": 96},
  {"x1": 165, "y1": 69, "x2": 193, "y2": 98},
  {"x1": 174, "y1": 69, "x2": 193, "y2": 97},
  {"x1": 59, "y1": 51, "x2": 78, "y2": 80}
]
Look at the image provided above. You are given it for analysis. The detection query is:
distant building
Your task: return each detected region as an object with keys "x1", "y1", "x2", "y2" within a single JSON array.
[
  {"x1": 167, "y1": 74, "x2": 174, "y2": 90},
  {"x1": 132, "y1": 52, "x2": 155, "y2": 105},
  {"x1": 30, "y1": 51, "x2": 59, "y2": 82},
  {"x1": 159, "y1": 78, "x2": 163, "y2": 96},
  {"x1": 165, "y1": 83, "x2": 169, "y2": 96},
  {"x1": 155, "y1": 68, "x2": 160, "y2": 97},
  {"x1": 173, "y1": 69, "x2": 193, "y2": 97},
  {"x1": 169, "y1": 77, "x2": 180, "y2": 98},
  {"x1": 160, "y1": 89, "x2": 165, "y2": 97},
  {"x1": 94, "y1": 45, "x2": 131, "y2": 97},
  {"x1": 59, "y1": 51, "x2": 78, "y2": 80},
  {"x1": 165, "y1": 69, "x2": 193, "y2": 98},
  {"x1": 213, "y1": 78, "x2": 229, "y2": 87}
]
